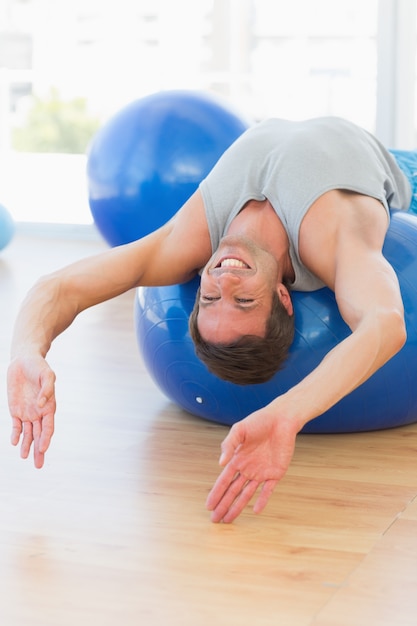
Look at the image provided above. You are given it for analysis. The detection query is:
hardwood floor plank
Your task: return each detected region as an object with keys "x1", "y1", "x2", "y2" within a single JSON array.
[
  {"x1": 312, "y1": 517, "x2": 417, "y2": 626},
  {"x1": 2, "y1": 231, "x2": 417, "y2": 625}
]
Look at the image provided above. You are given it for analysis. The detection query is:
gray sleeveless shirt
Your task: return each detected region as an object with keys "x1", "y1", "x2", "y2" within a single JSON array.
[{"x1": 199, "y1": 117, "x2": 411, "y2": 291}]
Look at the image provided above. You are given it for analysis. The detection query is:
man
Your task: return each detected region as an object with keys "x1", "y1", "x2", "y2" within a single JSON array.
[{"x1": 7, "y1": 116, "x2": 413, "y2": 523}]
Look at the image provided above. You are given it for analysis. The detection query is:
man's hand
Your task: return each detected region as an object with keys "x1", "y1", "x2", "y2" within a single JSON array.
[
  {"x1": 7, "y1": 356, "x2": 56, "y2": 468},
  {"x1": 206, "y1": 407, "x2": 298, "y2": 523}
]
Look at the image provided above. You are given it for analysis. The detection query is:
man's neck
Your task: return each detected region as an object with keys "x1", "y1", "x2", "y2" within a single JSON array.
[{"x1": 227, "y1": 199, "x2": 295, "y2": 283}]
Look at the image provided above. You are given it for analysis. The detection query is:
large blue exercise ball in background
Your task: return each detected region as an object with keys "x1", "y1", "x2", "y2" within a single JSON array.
[
  {"x1": 135, "y1": 210, "x2": 417, "y2": 434},
  {"x1": 0, "y1": 204, "x2": 15, "y2": 251},
  {"x1": 87, "y1": 90, "x2": 250, "y2": 247}
]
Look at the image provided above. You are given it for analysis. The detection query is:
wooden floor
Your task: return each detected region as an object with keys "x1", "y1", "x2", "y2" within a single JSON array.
[{"x1": 1, "y1": 228, "x2": 417, "y2": 626}]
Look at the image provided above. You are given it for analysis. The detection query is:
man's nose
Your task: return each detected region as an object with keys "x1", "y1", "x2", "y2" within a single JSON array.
[
  {"x1": 216, "y1": 271, "x2": 241, "y2": 285},
  {"x1": 215, "y1": 272, "x2": 241, "y2": 297}
]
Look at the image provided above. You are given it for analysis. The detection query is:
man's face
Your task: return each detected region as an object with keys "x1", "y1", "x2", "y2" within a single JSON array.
[{"x1": 197, "y1": 235, "x2": 281, "y2": 343}]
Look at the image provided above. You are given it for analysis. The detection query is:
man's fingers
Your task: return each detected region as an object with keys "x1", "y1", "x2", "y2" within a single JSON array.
[
  {"x1": 208, "y1": 475, "x2": 279, "y2": 523},
  {"x1": 211, "y1": 479, "x2": 277, "y2": 523},
  {"x1": 206, "y1": 464, "x2": 237, "y2": 511},
  {"x1": 253, "y1": 479, "x2": 278, "y2": 515},
  {"x1": 10, "y1": 417, "x2": 22, "y2": 446},
  {"x1": 31, "y1": 420, "x2": 45, "y2": 469},
  {"x1": 39, "y1": 418, "x2": 54, "y2": 454},
  {"x1": 208, "y1": 472, "x2": 249, "y2": 523},
  {"x1": 20, "y1": 421, "x2": 34, "y2": 459},
  {"x1": 10, "y1": 412, "x2": 53, "y2": 466},
  {"x1": 33, "y1": 443, "x2": 45, "y2": 469},
  {"x1": 208, "y1": 470, "x2": 262, "y2": 523},
  {"x1": 220, "y1": 479, "x2": 259, "y2": 524}
]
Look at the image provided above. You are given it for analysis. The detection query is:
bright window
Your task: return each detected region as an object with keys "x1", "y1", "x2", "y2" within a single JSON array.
[{"x1": 0, "y1": 0, "x2": 414, "y2": 226}]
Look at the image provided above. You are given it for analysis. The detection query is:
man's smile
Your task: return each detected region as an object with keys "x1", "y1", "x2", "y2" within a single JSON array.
[{"x1": 215, "y1": 257, "x2": 251, "y2": 269}]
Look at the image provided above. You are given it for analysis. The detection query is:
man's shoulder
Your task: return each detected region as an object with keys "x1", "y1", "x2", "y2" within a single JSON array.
[
  {"x1": 168, "y1": 189, "x2": 212, "y2": 270},
  {"x1": 299, "y1": 191, "x2": 389, "y2": 289}
]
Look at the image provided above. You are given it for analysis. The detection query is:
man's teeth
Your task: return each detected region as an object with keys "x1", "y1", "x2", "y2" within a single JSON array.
[{"x1": 220, "y1": 258, "x2": 248, "y2": 268}]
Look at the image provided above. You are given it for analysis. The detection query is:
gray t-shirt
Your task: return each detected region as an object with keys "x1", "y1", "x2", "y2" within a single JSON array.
[{"x1": 199, "y1": 117, "x2": 411, "y2": 291}]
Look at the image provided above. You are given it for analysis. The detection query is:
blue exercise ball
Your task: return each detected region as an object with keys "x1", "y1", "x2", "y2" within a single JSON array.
[
  {"x1": 0, "y1": 204, "x2": 15, "y2": 251},
  {"x1": 87, "y1": 90, "x2": 250, "y2": 247},
  {"x1": 134, "y1": 209, "x2": 417, "y2": 433}
]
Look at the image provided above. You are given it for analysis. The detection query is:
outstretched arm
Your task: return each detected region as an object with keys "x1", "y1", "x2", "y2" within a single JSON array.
[
  {"x1": 7, "y1": 243, "x2": 152, "y2": 468},
  {"x1": 207, "y1": 194, "x2": 406, "y2": 522},
  {"x1": 7, "y1": 190, "x2": 211, "y2": 467}
]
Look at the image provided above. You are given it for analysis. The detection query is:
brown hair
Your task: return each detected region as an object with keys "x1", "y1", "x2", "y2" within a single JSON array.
[{"x1": 188, "y1": 288, "x2": 295, "y2": 385}]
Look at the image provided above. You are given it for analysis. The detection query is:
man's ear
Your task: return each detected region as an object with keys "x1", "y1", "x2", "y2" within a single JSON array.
[{"x1": 277, "y1": 283, "x2": 293, "y2": 316}]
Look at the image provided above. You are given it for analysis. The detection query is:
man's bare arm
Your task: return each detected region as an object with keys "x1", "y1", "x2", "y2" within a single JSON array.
[
  {"x1": 7, "y1": 190, "x2": 211, "y2": 466},
  {"x1": 207, "y1": 192, "x2": 407, "y2": 522}
]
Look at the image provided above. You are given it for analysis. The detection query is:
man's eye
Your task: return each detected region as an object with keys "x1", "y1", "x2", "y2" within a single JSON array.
[
  {"x1": 201, "y1": 295, "x2": 219, "y2": 302},
  {"x1": 236, "y1": 298, "x2": 254, "y2": 303}
]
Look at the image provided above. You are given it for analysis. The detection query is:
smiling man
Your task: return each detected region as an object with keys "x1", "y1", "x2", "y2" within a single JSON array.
[
  {"x1": 198, "y1": 230, "x2": 293, "y2": 338},
  {"x1": 189, "y1": 211, "x2": 295, "y2": 384},
  {"x1": 7, "y1": 116, "x2": 416, "y2": 523}
]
